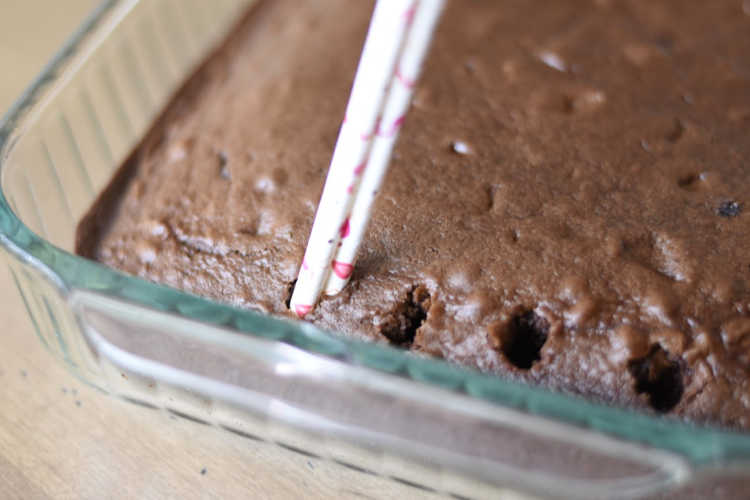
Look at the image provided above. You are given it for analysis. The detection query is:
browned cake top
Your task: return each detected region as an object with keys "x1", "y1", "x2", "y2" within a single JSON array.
[{"x1": 78, "y1": 0, "x2": 750, "y2": 429}]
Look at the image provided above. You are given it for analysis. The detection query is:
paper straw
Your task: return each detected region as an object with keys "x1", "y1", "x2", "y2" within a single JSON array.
[
  {"x1": 290, "y1": 0, "x2": 419, "y2": 318},
  {"x1": 324, "y1": 0, "x2": 446, "y2": 296}
]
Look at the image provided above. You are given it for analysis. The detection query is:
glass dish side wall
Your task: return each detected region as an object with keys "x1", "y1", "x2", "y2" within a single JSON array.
[
  {"x1": 2, "y1": 1, "x2": 750, "y2": 498},
  {"x1": 0, "y1": 0, "x2": 251, "y2": 389}
]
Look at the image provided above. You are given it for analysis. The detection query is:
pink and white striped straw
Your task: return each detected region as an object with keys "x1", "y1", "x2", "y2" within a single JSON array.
[
  {"x1": 290, "y1": 0, "x2": 445, "y2": 318},
  {"x1": 324, "y1": 0, "x2": 446, "y2": 296},
  {"x1": 289, "y1": 0, "x2": 418, "y2": 318}
]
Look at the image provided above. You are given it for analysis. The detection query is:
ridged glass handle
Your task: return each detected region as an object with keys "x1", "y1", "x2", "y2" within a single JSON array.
[{"x1": 71, "y1": 289, "x2": 694, "y2": 500}]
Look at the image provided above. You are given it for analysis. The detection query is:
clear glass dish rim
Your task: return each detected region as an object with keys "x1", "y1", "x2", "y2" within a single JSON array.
[{"x1": 1, "y1": 0, "x2": 749, "y2": 469}]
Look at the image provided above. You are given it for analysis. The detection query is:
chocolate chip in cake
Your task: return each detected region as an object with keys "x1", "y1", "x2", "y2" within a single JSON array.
[
  {"x1": 218, "y1": 151, "x2": 231, "y2": 180},
  {"x1": 284, "y1": 279, "x2": 297, "y2": 310},
  {"x1": 379, "y1": 286, "x2": 431, "y2": 346},
  {"x1": 500, "y1": 310, "x2": 550, "y2": 370},
  {"x1": 717, "y1": 200, "x2": 741, "y2": 218},
  {"x1": 628, "y1": 344, "x2": 683, "y2": 412}
]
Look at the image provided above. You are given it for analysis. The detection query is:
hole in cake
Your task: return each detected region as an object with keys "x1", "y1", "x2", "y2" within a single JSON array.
[
  {"x1": 628, "y1": 344, "x2": 683, "y2": 412},
  {"x1": 484, "y1": 184, "x2": 497, "y2": 211},
  {"x1": 500, "y1": 310, "x2": 549, "y2": 369},
  {"x1": 677, "y1": 173, "x2": 700, "y2": 189},
  {"x1": 561, "y1": 95, "x2": 575, "y2": 114},
  {"x1": 284, "y1": 279, "x2": 297, "y2": 310},
  {"x1": 379, "y1": 285, "x2": 431, "y2": 346},
  {"x1": 217, "y1": 151, "x2": 231, "y2": 180}
]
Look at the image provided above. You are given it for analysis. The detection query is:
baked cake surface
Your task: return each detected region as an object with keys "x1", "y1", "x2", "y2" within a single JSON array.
[{"x1": 78, "y1": 0, "x2": 750, "y2": 429}]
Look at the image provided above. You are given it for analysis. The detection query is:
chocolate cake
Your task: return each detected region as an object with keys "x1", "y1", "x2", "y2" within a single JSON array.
[{"x1": 77, "y1": 0, "x2": 750, "y2": 429}]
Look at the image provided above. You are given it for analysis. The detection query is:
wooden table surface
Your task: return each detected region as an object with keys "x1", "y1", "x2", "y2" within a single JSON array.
[{"x1": 0, "y1": 2, "x2": 466, "y2": 498}]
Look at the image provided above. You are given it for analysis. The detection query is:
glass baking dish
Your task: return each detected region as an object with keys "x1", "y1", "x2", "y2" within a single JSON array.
[{"x1": 2, "y1": 0, "x2": 750, "y2": 498}]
